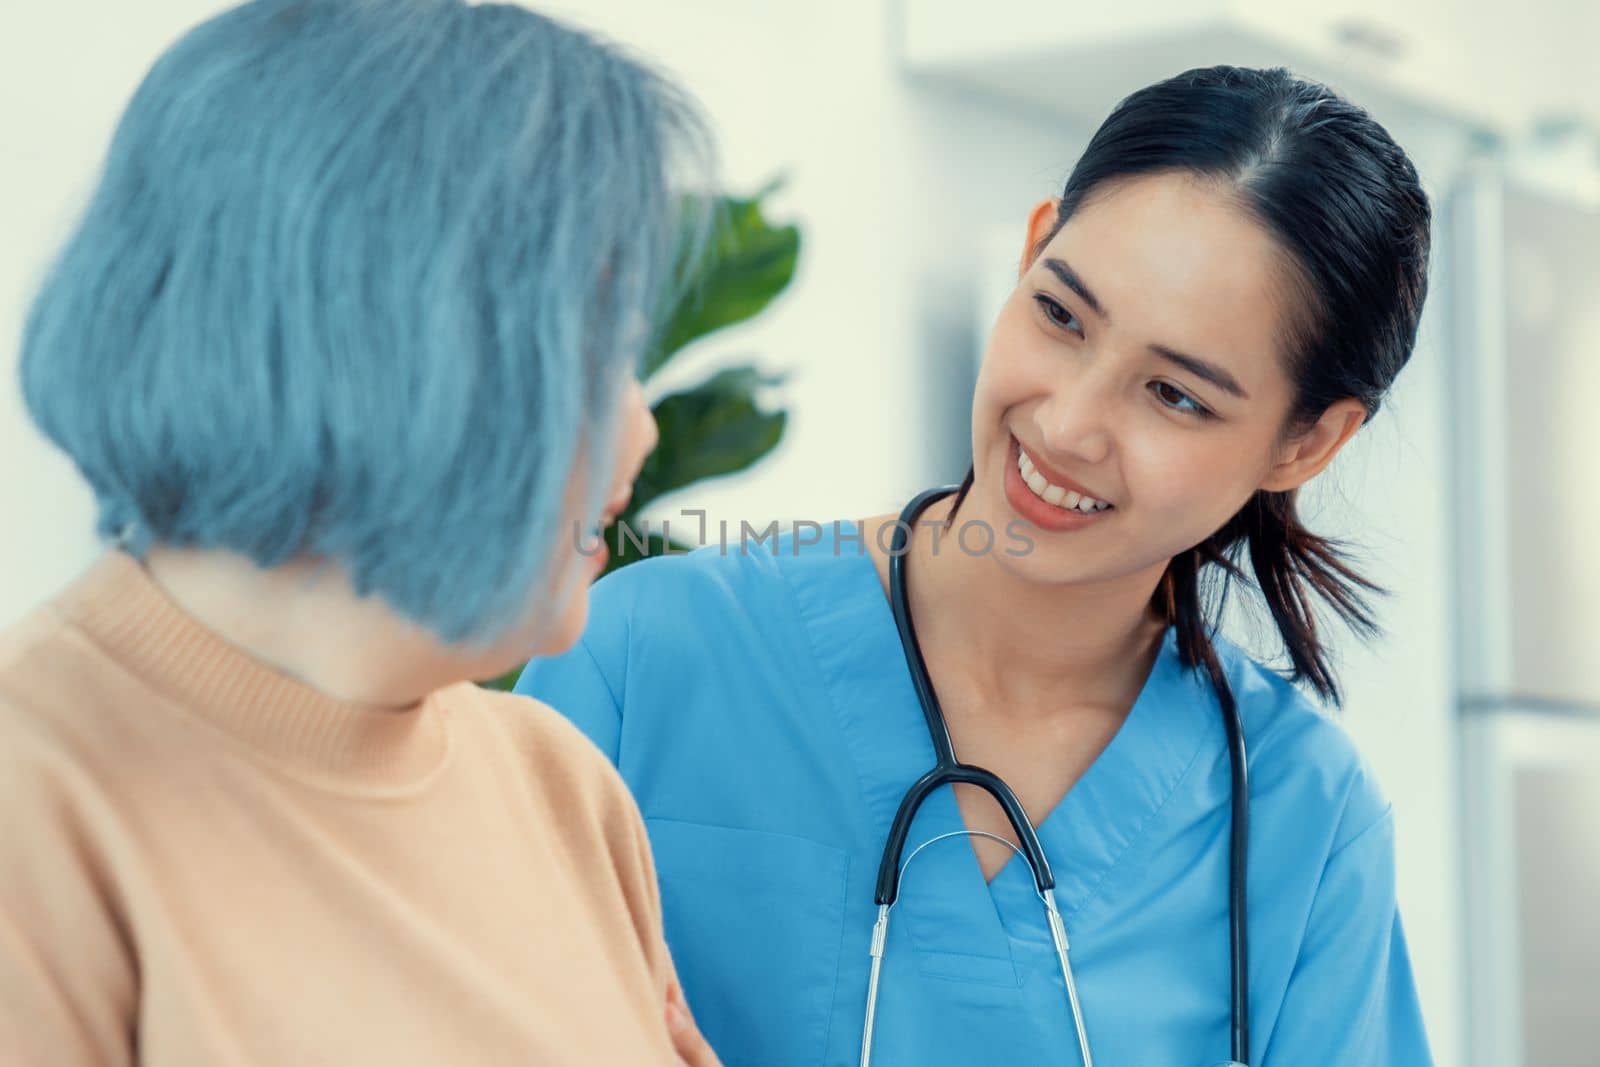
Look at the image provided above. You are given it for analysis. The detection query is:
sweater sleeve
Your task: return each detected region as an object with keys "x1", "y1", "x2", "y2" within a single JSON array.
[
  {"x1": 619, "y1": 792, "x2": 679, "y2": 998},
  {"x1": 501, "y1": 683, "x2": 677, "y2": 1001},
  {"x1": 0, "y1": 706, "x2": 137, "y2": 1067}
]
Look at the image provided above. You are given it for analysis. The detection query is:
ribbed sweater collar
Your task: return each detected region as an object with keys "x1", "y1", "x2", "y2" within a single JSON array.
[{"x1": 54, "y1": 550, "x2": 451, "y2": 793}]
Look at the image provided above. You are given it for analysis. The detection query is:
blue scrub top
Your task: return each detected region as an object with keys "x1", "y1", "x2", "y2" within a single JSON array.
[{"x1": 516, "y1": 524, "x2": 1433, "y2": 1066}]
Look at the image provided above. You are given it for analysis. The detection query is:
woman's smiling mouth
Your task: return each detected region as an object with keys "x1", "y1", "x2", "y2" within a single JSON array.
[{"x1": 1004, "y1": 435, "x2": 1116, "y2": 532}]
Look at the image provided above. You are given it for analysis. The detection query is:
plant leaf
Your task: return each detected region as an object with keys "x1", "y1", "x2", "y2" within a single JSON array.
[
  {"x1": 630, "y1": 365, "x2": 786, "y2": 513},
  {"x1": 647, "y1": 185, "x2": 800, "y2": 378},
  {"x1": 481, "y1": 666, "x2": 523, "y2": 692}
]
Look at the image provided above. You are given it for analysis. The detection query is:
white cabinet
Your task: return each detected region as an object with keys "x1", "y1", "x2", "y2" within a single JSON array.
[
  {"x1": 1451, "y1": 172, "x2": 1600, "y2": 707},
  {"x1": 1462, "y1": 709, "x2": 1600, "y2": 1067},
  {"x1": 1450, "y1": 162, "x2": 1600, "y2": 1067}
]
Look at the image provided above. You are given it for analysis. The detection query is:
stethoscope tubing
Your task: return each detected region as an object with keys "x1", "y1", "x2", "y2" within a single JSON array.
[{"x1": 874, "y1": 485, "x2": 1251, "y2": 1065}]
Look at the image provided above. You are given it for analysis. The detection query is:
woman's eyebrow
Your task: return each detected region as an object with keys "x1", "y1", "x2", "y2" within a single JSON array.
[
  {"x1": 1042, "y1": 256, "x2": 1250, "y2": 400},
  {"x1": 1150, "y1": 344, "x2": 1250, "y2": 399},
  {"x1": 1043, "y1": 258, "x2": 1107, "y2": 320}
]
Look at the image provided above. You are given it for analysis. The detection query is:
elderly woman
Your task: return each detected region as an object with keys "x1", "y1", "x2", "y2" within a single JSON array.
[{"x1": 0, "y1": 1, "x2": 719, "y2": 1064}]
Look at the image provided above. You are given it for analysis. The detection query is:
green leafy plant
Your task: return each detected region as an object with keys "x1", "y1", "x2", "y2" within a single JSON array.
[{"x1": 483, "y1": 181, "x2": 799, "y2": 691}]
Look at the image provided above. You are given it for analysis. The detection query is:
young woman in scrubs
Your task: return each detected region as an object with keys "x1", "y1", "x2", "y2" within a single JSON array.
[{"x1": 519, "y1": 65, "x2": 1435, "y2": 1066}]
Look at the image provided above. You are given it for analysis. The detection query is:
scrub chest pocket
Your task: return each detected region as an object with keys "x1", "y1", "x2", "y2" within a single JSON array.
[{"x1": 646, "y1": 819, "x2": 850, "y2": 1067}]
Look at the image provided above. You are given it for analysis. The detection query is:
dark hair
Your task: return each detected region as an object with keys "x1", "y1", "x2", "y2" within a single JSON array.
[{"x1": 953, "y1": 65, "x2": 1432, "y2": 707}]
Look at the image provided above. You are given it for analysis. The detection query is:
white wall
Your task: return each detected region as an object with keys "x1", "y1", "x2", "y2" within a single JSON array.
[
  {"x1": 537, "y1": 0, "x2": 1079, "y2": 528},
  {"x1": 1, "y1": 1, "x2": 239, "y2": 623},
  {"x1": 0, "y1": 0, "x2": 1075, "y2": 607},
  {"x1": 3, "y1": 1, "x2": 1468, "y2": 1059}
]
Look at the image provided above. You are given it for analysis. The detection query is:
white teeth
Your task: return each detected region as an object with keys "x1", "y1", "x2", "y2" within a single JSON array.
[{"x1": 1016, "y1": 447, "x2": 1110, "y2": 513}]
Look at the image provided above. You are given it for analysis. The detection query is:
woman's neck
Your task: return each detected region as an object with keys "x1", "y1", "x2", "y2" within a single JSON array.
[
  {"x1": 870, "y1": 496, "x2": 1170, "y2": 716},
  {"x1": 140, "y1": 545, "x2": 465, "y2": 708}
]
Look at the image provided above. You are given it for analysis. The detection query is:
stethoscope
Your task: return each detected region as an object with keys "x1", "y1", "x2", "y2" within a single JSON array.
[{"x1": 858, "y1": 485, "x2": 1252, "y2": 1067}]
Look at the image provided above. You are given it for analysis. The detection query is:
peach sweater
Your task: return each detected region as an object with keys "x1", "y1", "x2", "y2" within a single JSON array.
[{"x1": 0, "y1": 551, "x2": 679, "y2": 1065}]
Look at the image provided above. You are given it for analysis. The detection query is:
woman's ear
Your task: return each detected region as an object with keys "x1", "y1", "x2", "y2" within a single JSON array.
[
  {"x1": 1020, "y1": 198, "x2": 1059, "y2": 279},
  {"x1": 1259, "y1": 398, "x2": 1367, "y2": 492}
]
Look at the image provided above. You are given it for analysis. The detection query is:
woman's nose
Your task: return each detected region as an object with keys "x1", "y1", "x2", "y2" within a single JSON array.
[
  {"x1": 1033, "y1": 369, "x2": 1114, "y2": 466},
  {"x1": 627, "y1": 378, "x2": 659, "y2": 456},
  {"x1": 642, "y1": 401, "x2": 660, "y2": 456}
]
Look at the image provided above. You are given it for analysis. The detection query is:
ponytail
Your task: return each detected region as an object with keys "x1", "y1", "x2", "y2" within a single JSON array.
[{"x1": 1160, "y1": 487, "x2": 1383, "y2": 706}]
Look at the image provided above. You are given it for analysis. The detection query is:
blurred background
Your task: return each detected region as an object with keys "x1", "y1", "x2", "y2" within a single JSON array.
[{"x1": 3, "y1": 2, "x2": 1597, "y2": 1063}]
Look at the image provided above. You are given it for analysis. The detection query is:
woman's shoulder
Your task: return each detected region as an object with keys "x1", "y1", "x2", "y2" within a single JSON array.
[
  {"x1": 0, "y1": 599, "x2": 135, "y2": 771},
  {"x1": 1211, "y1": 634, "x2": 1392, "y2": 852},
  {"x1": 0, "y1": 603, "x2": 63, "y2": 724},
  {"x1": 586, "y1": 517, "x2": 877, "y2": 629},
  {"x1": 516, "y1": 518, "x2": 893, "y2": 756},
  {"x1": 451, "y1": 684, "x2": 665, "y2": 945},
  {"x1": 460, "y1": 683, "x2": 636, "y2": 810}
]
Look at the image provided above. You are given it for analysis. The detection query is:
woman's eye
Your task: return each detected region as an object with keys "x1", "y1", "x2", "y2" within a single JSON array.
[
  {"x1": 1151, "y1": 381, "x2": 1213, "y2": 419},
  {"x1": 1033, "y1": 294, "x2": 1082, "y2": 336}
]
